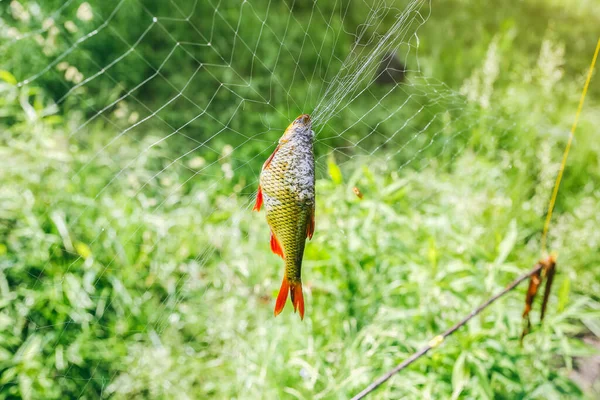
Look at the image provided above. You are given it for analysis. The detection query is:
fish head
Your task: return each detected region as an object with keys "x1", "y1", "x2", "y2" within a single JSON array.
[
  {"x1": 295, "y1": 114, "x2": 311, "y2": 126},
  {"x1": 281, "y1": 114, "x2": 314, "y2": 142}
]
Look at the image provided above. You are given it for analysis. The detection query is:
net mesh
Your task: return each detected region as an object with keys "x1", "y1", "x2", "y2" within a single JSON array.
[{"x1": 2, "y1": 0, "x2": 586, "y2": 397}]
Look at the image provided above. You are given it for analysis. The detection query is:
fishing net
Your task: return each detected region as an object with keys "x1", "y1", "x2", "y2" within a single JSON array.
[{"x1": 2, "y1": 0, "x2": 594, "y2": 398}]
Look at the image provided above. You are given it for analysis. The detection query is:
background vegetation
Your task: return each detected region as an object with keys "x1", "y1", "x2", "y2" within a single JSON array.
[{"x1": 1, "y1": 0, "x2": 599, "y2": 398}]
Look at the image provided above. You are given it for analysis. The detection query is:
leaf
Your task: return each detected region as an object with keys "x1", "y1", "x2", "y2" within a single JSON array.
[
  {"x1": 362, "y1": 165, "x2": 375, "y2": 183},
  {"x1": 381, "y1": 178, "x2": 408, "y2": 196},
  {"x1": 327, "y1": 153, "x2": 343, "y2": 184},
  {"x1": 55, "y1": 345, "x2": 66, "y2": 371},
  {"x1": 495, "y1": 219, "x2": 517, "y2": 264},
  {"x1": 75, "y1": 241, "x2": 92, "y2": 259},
  {"x1": 451, "y1": 351, "x2": 468, "y2": 400},
  {"x1": 15, "y1": 334, "x2": 42, "y2": 362},
  {"x1": 43, "y1": 115, "x2": 63, "y2": 125},
  {"x1": 428, "y1": 238, "x2": 438, "y2": 273},
  {"x1": 0, "y1": 367, "x2": 17, "y2": 384},
  {"x1": 471, "y1": 359, "x2": 493, "y2": 399},
  {"x1": 0, "y1": 70, "x2": 17, "y2": 85},
  {"x1": 557, "y1": 277, "x2": 570, "y2": 312},
  {"x1": 19, "y1": 373, "x2": 33, "y2": 400}
]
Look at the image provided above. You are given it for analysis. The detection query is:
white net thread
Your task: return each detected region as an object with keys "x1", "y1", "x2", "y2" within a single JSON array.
[{"x1": 0, "y1": 0, "x2": 527, "y2": 396}]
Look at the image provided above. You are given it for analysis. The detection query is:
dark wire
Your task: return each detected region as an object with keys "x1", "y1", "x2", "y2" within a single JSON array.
[{"x1": 351, "y1": 263, "x2": 544, "y2": 400}]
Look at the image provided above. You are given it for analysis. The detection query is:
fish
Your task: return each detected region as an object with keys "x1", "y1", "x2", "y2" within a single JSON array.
[{"x1": 253, "y1": 114, "x2": 315, "y2": 320}]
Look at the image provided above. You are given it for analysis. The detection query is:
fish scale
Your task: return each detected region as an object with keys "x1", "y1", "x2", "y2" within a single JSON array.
[{"x1": 253, "y1": 114, "x2": 315, "y2": 320}]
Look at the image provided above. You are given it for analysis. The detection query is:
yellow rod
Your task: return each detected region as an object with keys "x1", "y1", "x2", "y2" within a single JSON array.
[{"x1": 541, "y1": 37, "x2": 600, "y2": 255}]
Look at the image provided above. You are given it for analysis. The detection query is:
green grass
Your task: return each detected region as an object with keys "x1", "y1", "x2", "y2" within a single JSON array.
[{"x1": 1, "y1": 0, "x2": 600, "y2": 399}]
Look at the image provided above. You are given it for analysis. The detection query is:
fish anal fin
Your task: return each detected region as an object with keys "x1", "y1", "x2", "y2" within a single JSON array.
[
  {"x1": 270, "y1": 231, "x2": 284, "y2": 259},
  {"x1": 274, "y1": 276, "x2": 290, "y2": 317},
  {"x1": 253, "y1": 185, "x2": 263, "y2": 212}
]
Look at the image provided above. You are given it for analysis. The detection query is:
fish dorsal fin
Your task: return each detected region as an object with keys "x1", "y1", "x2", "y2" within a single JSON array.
[{"x1": 262, "y1": 144, "x2": 280, "y2": 170}]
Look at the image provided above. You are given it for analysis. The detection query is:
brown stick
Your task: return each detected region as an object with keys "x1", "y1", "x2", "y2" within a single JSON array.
[
  {"x1": 540, "y1": 257, "x2": 556, "y2": 322},
  {"x1": 520, "y1": 265, "x2": 542, "y2": 341}
]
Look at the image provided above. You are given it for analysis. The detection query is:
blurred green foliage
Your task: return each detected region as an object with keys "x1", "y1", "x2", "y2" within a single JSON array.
[{"x1": 1, "y1": 0, "x2": 600, "y2": 399}]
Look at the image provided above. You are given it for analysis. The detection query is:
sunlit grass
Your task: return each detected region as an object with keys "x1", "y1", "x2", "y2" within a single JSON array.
[
  {"x1": 1, "y1": 0, "x2": 600, "y2": 399},
  {"x1": 2, "y1": 92, "x2": 599, "y2": 398}
]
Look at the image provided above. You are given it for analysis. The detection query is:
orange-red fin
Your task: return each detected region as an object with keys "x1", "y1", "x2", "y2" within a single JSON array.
[
  {"x1": 253, "y1": 185, "x2": 263, "y2": 211},
  {"x1": 291, "y1": 283, "x2": 305, "y2": 320},
  {"x1": 274, "y1": 277, "x2": 289, "y2": 317},
  {"x1": 274, "y1": 277, "x2": 305, "y2": 320},
  {"x1": 270, "y1": 231, "x2": 284, "y2": 259},
  {"x1": 306, "y1": 206, "x2": 315, "y2": 240},
  {"x1": 262, "y1": 145, "x2": 280, "y2": 170}
]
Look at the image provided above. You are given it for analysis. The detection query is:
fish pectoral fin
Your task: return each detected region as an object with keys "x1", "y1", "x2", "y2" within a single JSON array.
[
  {"x1": 253, "y1": 185, "x2": 263, "y2": 212},
  {"x1": 262, "y1": 144, "x2": 280, "y2": 170},
  {"x1": 306, "y1": 206, "x2": 315, "y2": 240},
  {"x1": 270, "y1": 230, "x2": 284, "y2": 259}
]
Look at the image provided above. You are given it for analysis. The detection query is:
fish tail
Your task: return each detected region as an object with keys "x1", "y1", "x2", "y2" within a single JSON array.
[
  {"x1": 274, "y1": 276, "x2": 304, "y2": 320},
  {"x1": 291, "y1": 282, "x2": 305, "y2": 320}
]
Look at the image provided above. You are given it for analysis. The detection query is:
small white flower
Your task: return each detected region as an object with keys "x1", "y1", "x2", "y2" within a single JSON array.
[
  {"x1": 128, "y1": 111, "x2": 140, "y2": 124},
  {"x1": 65, "y1": 66, "x2": 78, "y2": 81},
  {"x1": 222, "y1": 163, "x2": 234, "y2": 180},
  {"x1": 10, "y1": 1, "x2": 30, "y2": 23},
  {"x1": 221, "y1": 144, "x2": 234, "y2": 159},
  {"x1": 73, "y1": 72, "x2": 84, "y2": 84},
  {"x1": 42, "y1": 18, "x2": 54, "y2": 30},
  {"x1": 6, "y1": 27, "x2": 21, "y2": 39},
  {"x1": 48, "y1": 25, "x2": 60, "y2": 37},
  {"x1": 77, "y1": 2, "x2": 94, "y2": 22},
  {"x1": 64, "y1": 21, "x2": 78, "y2": 33},
  {"x1": 188, "y1": 156, "x2": 206, "y2": 169}
]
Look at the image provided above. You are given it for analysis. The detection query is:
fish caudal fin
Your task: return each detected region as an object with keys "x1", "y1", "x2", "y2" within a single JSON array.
[
  {"x1": 253, "y1": 185, "x2": 263, "y2": 211},
  {"x1": 291, "y1": 282, "x2": 305, "y2": 320},
  {"x1": 270, "y1": 231, "x2": 284, "y2": 259},
  {"x1": 274, "y1": 276, "x2": 305, "y2": 320}
]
